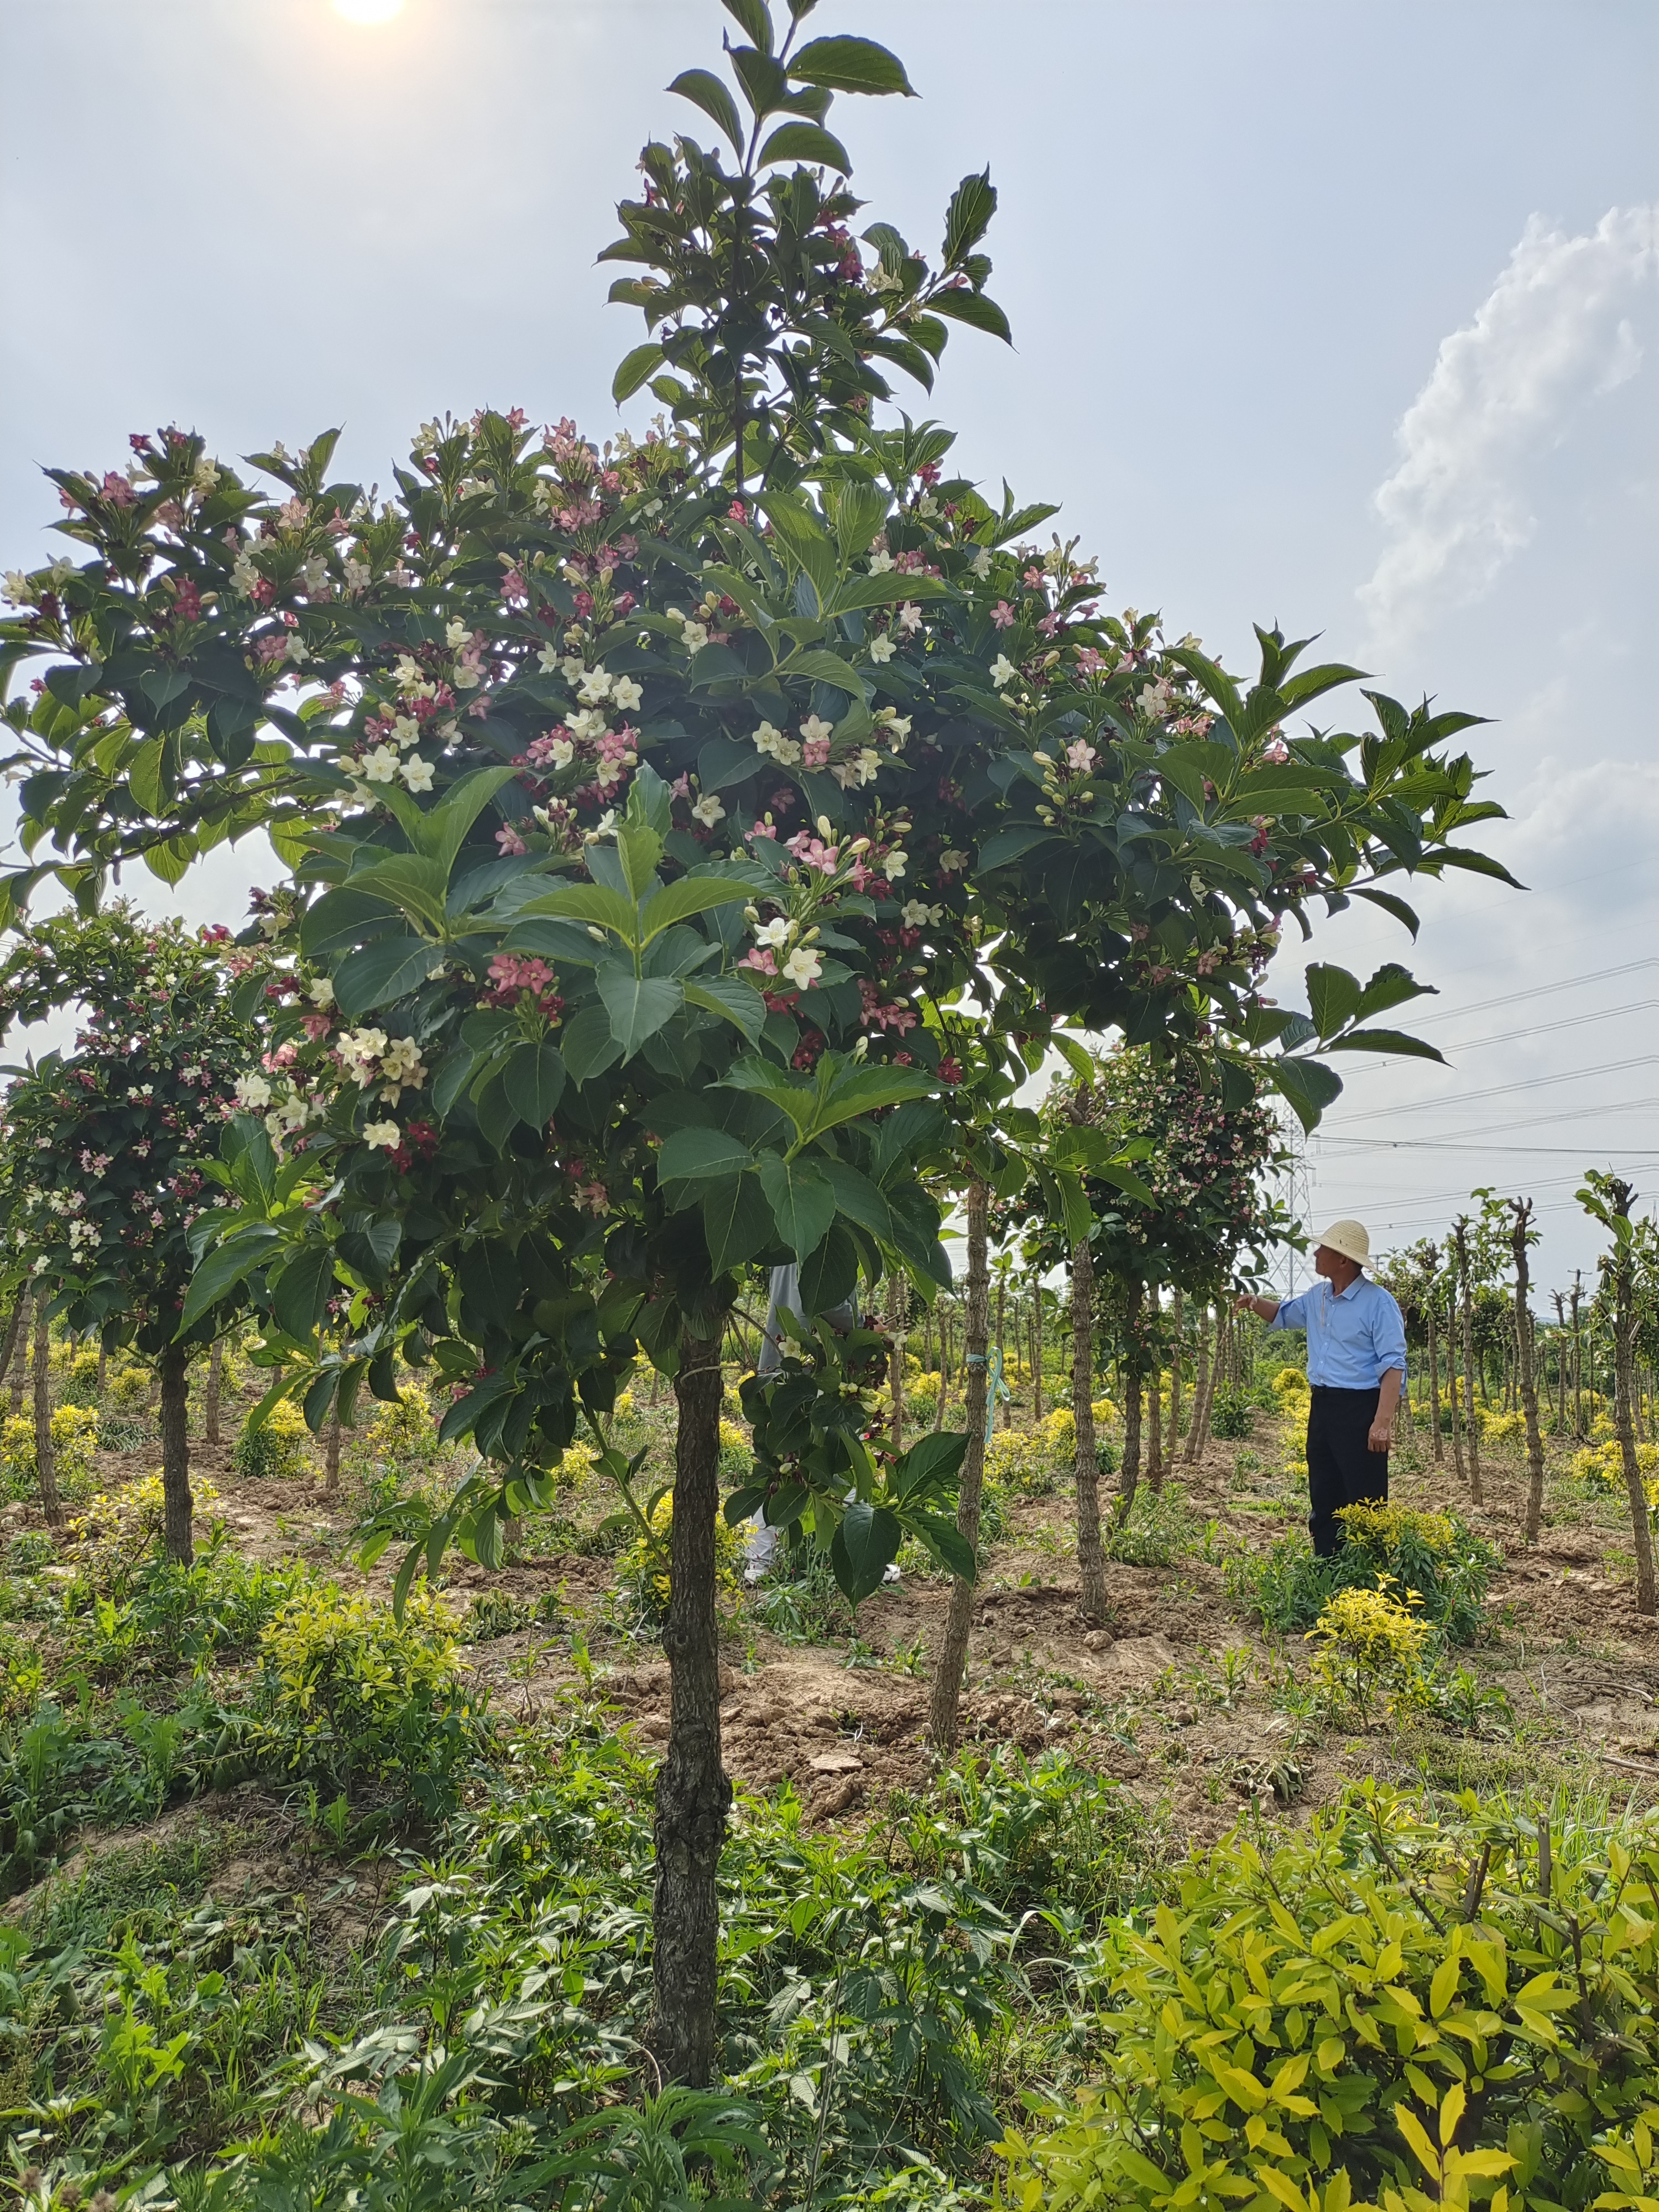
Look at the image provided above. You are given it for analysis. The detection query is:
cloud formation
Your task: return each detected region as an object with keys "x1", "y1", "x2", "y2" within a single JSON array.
[{"x1": 1359, "y1": 205, "x2": 1658, "y2": 648}]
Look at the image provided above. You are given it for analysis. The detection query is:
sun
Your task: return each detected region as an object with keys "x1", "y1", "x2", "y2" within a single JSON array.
[{"x1": 333, "y1": 0, "x2": 405, "y2": 23}]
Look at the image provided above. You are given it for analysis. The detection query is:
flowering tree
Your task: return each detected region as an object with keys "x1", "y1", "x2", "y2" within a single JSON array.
[
  {"x1": 0, "y1": 0, "x2": 1513, "y2": 2085},
  {"x1": 0, "y1": 907, "x2": 262, "y2": 1561}
]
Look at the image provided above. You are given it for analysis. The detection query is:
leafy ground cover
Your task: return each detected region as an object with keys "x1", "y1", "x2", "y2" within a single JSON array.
[{"x1": 2, "y1": 1345, "x2": 1658, "y2": 2208}]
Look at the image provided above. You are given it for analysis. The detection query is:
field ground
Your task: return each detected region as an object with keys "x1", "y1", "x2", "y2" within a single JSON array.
[{"x1": 6, "y1": 1359, "x2": 1657, "y2": 2202}]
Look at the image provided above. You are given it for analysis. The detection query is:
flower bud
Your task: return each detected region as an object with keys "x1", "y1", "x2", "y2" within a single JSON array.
[{"x1": 817, "y1": 815, "x2": 833, "y2": 839}]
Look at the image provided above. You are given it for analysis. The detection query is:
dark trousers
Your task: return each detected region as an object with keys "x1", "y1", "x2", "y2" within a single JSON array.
[{"x1": 1306, "y1": 1386, "x2": 1387, "y2": 1557}]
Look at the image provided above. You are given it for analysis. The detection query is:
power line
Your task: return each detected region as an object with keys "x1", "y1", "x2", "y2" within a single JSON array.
[
  {"x1": 1317, "y1": 1139, "x2": 1659, "y2": 1156},
  {"x1": 1417, "y1": 998, "x2": 1659, "y2": 1058},
  {"x1": 1331, "y1": 1053, "x2": 1659, "y2": 1126},
  {"x1": 1318, "y1": 1092, "x2": 1659, "y2": 1146},
  {"x1": 1407, "y1": 958, "x2": 1659, "y2": 1029}
]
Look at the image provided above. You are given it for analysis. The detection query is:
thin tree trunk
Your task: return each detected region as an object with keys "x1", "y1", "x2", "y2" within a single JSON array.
[
  {"x1": 1572, "y1": 1277, "x2": 1583, "y2": 1437},
  {"x1": 1616, "y1": 1276, "x2": 1657, "y2": 1615},
  {"x1": 1447, "y1": 1292, "x2": 1466, "y2": 1484},
  {"x1": 1454, "y1": 1223, "x2": 1483, "y2": 1505},
  {"x1": 204, "y1": 1339, "x2": 223, "y2": 1449},
  {"x1": 930, "y1": 1180, "x2": 990, "y2": 1751},
  {"x1": 1514, "y1": 1204, "x2": 1547, "y2": 1543},
  {"x1": 1193, "y1": 1303, "x2": 1221, "y2": 1463},
  {"x1": 995, "y1": 1274, "x2": 1007, "y2": 1431},
  {"x1": 0, "y1": 1296, "x2": 28, "y2": 1423},
  {"x1": 8, "y1": 1292, "x2": 31, "y2": 1421},
  {"x1": 1070, "y1": 1238, "x2": 1106, "y2": 1624},
  {"x1": 324, "y1": 1405, "x2": 342, "y2": 1496},
  {"x1": 1185, "y1": 1304, "x2": 1212, "y2": 1465},
  {"x1": 1145, "y1": 1287, "x2": 1164, "y2": 1495},
  {"x1": 1427, "y1": 1302, "x2": 1443, "y2": 1465},
  {"x1": 886, "y1": 1272, "x2": 906, "y2": 1458},
  {"x1": 31, "y1": 1296, "x2": 64, "y2": 1528},
  {"x1": 158, "y1": 1346, "x2": 192, "y2": 1566},
  {"x1": 1031, "y1": 1277, "x2": 1043, "y2": 1431},
  {"x1": 97, "y1": 1340, "x2": 108, "y2": 1395},
  {"x1": 1115, "y1": 1282, "x2": 1146, "y2": 1524},
  {"x1": 646, "y1": 1327, "x2": 732, "y2": 2085},
  {"x1": 1166, "y1": 1287, "x2": 1183, "y2": 1464}
]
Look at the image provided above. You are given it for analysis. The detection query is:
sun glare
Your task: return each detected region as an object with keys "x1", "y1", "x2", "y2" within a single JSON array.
[{"x1": 333, "y1": 0, "x2": 405, "y2": 24}]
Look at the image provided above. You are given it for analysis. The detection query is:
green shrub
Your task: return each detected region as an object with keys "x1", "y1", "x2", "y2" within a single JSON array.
[
  {"x1": 106, "y1": 1362, "x2": 151, "y2": 1411},
  {"x1": 1208, "y1": 1385, "x2": 1252, "y2": 1438},
  {"x1": 232, "y1": 1396, "x2": 311, "y2": 1481},
  {"x1": 0, "y1": 1406, "x2": 101, "y2": 1503},
  {"x1": 60, "y1": 1348, "x2": 102, "y2": 1407},
  {"x1": 1229, "y1": 1505, "x2": 1499, "y2": 1642},
  {"x1": 997, "y1": 1786, "x2": 1659, "y2": 2211},
  {"x1": 1105, "y1": 1482, "x2": 1201, "y2": 1568},
  {"x1": 253, "y1": 1584, "x2": 486, "y2": 1818}
]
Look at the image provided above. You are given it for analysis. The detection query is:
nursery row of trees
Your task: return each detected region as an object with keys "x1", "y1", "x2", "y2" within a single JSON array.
[{"x1": 0, "y1": 0, "x2": 1512, "y2": 2083}]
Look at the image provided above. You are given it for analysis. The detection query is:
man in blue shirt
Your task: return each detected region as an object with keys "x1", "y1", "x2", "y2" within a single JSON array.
[{"x1": 1235, "y1": 1219, "x2": 1407, "y2": 1557}]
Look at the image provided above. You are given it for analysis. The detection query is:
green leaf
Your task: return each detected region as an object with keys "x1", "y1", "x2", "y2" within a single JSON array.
[
  {"x1": 942, "y1": 168, "x2": 997, "y2": 265},
  {"x1": 349, "y1": 854, "x2": 451, "y2": 934},
  {"x1": 928, "y1": 286, "x2": 1012, "y2": 343},
  {"x1": 894, "y1": 1428, "x2": 968, "y2": 1500},
  {"x1": 1351, "y1": 885, "x2": 1422, "y2": 938},
  {"x1": 1271, "y1": 1055, "x2": 1344, "y2": 1133},
  {"x1": 782, "y1": 647, "x2": 865, "y2": 697},
  {"x1": 789, "y1": 33, "x2": 915, "y2": 95},
  {"x1": 799, "y1": 1223, "x2": 857, "y2": 1315},
  {"x1": 597, "y1": 967, "x2": 684, "y2": 1057},
  {"x1": 756, "y1": 1152, "x2": 835, "y2": 1261},
  {"x1": 683, "y1": 974, "x2": 767, "y2": 1044},
  {"x1": 129, "y1": 737, "x2": 166, "y2": 815},
  {"x1": 270, "y1": 1246, "x2": 337, "y2": 1340},
  {"x1": 300, "y1": 884, "x2": 401, "y2": 958},
  {"x1": 702, "y1": 1173, "x2": 774, "y2": 1276},
  {"x1": 520, "y1": 881, "x2": 641, "y2": 942},
  {"x1": 722, "y1": 0, "x2": 772, "y2": 51},
  {"x1": 143, "y1": 834, "x2": 194, "y2": 888},
  {"x1": 638, "y1": 875, "x2": 754, "y2": 941},
  {"x1": 658, "y1": 1126, "x2": 756, "y2": 1184},
  {"x1": 614, "y1": 343, "x2": 666, "y2": 404},
  {"x1": 818, "y1": 1157, "x2": 894, "y2": 1242},
  {"x1": 668, "y1": 67, "x2": 745, "y2": 154},
  {"x1": 758, "y1": 121, "x2": 853, "y2": 171},
  {"x1": 1433, "y1": 846, "x2": 1526, "y2": 890},
  {"x1": 1326, "y1": 1029, "x2": 1448, "y2": 1063},
  {"x1": 456, "y1": 1240, "x2": 521, "y2": 1331},
  {"x1": 332, "y1": 936, "x2": 442, "y2": 1020},
  {"x1": 418, "y1": 766, "x2": 522, "y2": 873},
  {"x1": 1305, "y1": 962, "x2": 1361, "y2": 1040},
  {"x1": 831, "y1": 1501, "x2": 902, "y2": 1602},
  {"x1": 179, "y1": 1227, "x2": 280, "y2": 1332},
  {"x1": 1353, "y1": 961, "x2": 1436, "y2": 1023},
  {"x1": 559, "y1": 1004, "x2": 623, "y2": 1086},
  {"x1": 503, "y1": 1040, "x2": 567, "y2": 1129}
]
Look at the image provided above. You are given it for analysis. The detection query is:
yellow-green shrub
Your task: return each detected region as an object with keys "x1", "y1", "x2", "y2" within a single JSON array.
[
  {"x1": 618, "y1": 1491, "x2": 743, "y2": 1623},
  {"x1": 995, "y1": 1789, "x2": 1659, "y2": 2212},
  {"x1": 60, "y1": 1348, "x2": 102, "y2": 1407},
  {"x1": 984, "y1": 1427, "x2": 1051, "y2": 1498},
  {"x1": 1477, "y1": 1406, "x2": 1528, "y2": 1446},
  {"x1": 107, "y1": 1363, "x2": 151, "y2": 1411},
  {"x1": 364, "y1": 1382, "x2": 437, "y2": 1464},
  {"x1": 232, "y1": 1396, "x2": 311, "y2": 1481},
  {"x1": 253, "y1": 1584, "x2": 479, "y2": 1804},
  {"x1": 1573, "y1": 1433, "x2": 1659, "y2": 1511},
  {"x1": 1, "y1": 1406, "x2": 101, "y2": 1503},
  {"x1": 67, "y1": 1468, "x2": 221, "y2": 1587},
  {"x1": 1307, "y1": 1579, "x2": 1430, "y2": 1726},
  {"x1": 1272, "y1": 1364, "x2": 1310, "y2": 1398}
]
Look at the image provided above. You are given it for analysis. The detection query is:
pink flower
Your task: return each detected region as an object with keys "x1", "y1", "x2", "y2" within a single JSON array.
[
  {"x1": 740, "y1": 946, "x2": 778, "y2": 975},
  {"x1": 1074, "y1": 646, "x2": 1105, "y2": 675},
  {"x1": 495, "y1": 825, "x2": 528, "y2": 857},
  {"x1": 784, "y1": 831, "x2": 839, "y2": 876},
  {"x1": 575, "y1": 1180, "x2": 608, "y2": 1214},
  {"x1": 747, "y1": 820, "x2": 777, "y2": 841},
  {"x1": 671, "y1": 773, "x2": 692, "y2": 800},
  {"x1": 102, "y1": 472, "x2": 137, "y2": 508},
  {"x1": 801, "y1": 737, "x2": 831, "y2": 770},
  {"x1": 301, "y1": 1014, "x2": 332, "y2": 1041},
  {"x1": 1037, "y1": 611, "x2": 1062, "y2": 638},
  {"x1": 990, "y1": 602, "x2": 1016, "y2": 630},
  {"x1": 1262, "y1": 736, "x2": 1290, "y2": 764}
]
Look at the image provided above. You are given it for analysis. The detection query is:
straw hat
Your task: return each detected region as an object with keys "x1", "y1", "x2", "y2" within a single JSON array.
[{"x1": 1314, "y1": 1219, "x2": 1370, "y2": 1267}]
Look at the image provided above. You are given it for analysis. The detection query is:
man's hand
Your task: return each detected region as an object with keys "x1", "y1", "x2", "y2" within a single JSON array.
[
  {"x1": 1367, "y1": 1411, "x2": 1394, "y2": 1453},
  {"x1": 1235, "y1": 1291, "x2": 1280, "y2": 1324},
  {"x1": 1370, "y1": 1369, "x2": 1403, "y2": 1452}
]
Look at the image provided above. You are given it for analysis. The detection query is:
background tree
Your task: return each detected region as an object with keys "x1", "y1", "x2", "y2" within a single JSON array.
[
  {"x1": 1510, "y1": 1198, "x2": 1547, "y2": 1541},
  {"x1": 1580, "y1": 1173, "x2": 1657, "y2": 1615}
]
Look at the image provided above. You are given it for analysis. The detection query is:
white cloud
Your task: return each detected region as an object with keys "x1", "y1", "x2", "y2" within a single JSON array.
[{"x1": 1359, "y1": 205, "x2": 1658, "y2": 648}]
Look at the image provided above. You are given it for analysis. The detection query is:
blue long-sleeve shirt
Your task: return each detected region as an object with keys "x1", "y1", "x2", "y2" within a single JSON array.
[{"x1": 1269, "y1": 1275, "x2": 1407, "y2": 1389}]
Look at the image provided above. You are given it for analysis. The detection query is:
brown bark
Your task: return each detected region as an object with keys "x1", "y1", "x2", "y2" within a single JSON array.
[
  {"x1": 929, "y1": 1179, "x2": 990, "y2": 1751},
  {"x1": 1115, "y1": 1282, "x2": 1146, "y2": 1525},
  {"x1": 1166, "y1": 1287, "x2": 1183, "y2": 1465},
  {"x1": 1427, "y1": 1299, "x2": 1443, "y2": 1466},
  {"x1": 1453, "y1": 1221, "x2": 1483, "y2": 1505},
  {"x1": 646, "y1": 1328, "x2": 733, "y2": 2085},
  {"x1": 204, "y1": 1338, "x2": 223, "y2": 1449},
  {"x1": 1031, "y1": 1277, "x2": 1043, "y2": 1431},
  {"x1": 1146, "y1": 1287, "x2": 1164, "y2": 1496},
  {"x1": 1513, "y1": 1202, "x2": 1547, "y2": 1544},
  {"x1": 0, "y1": 1297, "x2": 29, "y2": 1425},
  {"x1": 7, "y1": 1291, "x2": 31, "y2": 1420},
  {"x1": 1184, "y1": 1303, "x2": 1212, "y2": 1465},
  {"x1": 158, "y1": 1345, "x2": 192, "y2": 1566},
  {"x1": 886, "y1": 1272, "x2": 906, "y2": 1457},
  {"x1": 1603, "y1": 1185, "x2": 1657, "y2": 1614},
  {"x1": 1447, "y1": 1290, "x2": 1465, "y2": 1484},
  {"x1": 324, "y1": 1405, "x2": 343, "y2": 1496},
  {"x1": 1070, "y1": 1237, "x2": 1106, "y2": 1623},
  {"x1": 31, "y1": 1296, "x2": 64, "y2": 1528}
]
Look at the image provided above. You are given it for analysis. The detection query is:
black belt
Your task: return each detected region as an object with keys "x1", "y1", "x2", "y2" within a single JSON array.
[{"x1": 1309, "y1": 1384, "x2": 1381, "y2": 1397}]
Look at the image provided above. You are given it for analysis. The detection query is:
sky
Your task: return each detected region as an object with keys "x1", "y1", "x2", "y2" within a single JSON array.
[{"x1": 1, "y1": 0, "x2": 1655, "y2": 1297}]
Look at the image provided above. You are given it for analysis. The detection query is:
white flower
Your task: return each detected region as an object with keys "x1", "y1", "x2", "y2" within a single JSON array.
[
  {"x1": 896, "y1": 602, "x2": 922, "y2": 635},
  {"x1": 970, "y1": 546, "x2": 992, "y2": 580},
  {"x1": 536, "y1": 643, "x2": 561, "y2": 672},
  {"x1": 361, "y1": 744, "x2": 401, "y2": 784},
  {"x1": 546, "y1": 737, "x2": 575, "y2": 770},
  {"x1": 1138, "y1": 679, "x2": 1174, "y2": 719},
  {"x1": 868, "y1": 549, "x2": 895, "y2": 575},
  {"x1": 753, "y1": 916, "x2": 792, "y2": 949},
  {"x1": 691, "y1": 792, "x2": 726, "y2": 828},
  {"x1": 568, "y1": 707, "x2": 608, "y2": 741},
  {"x1": 831, "y1": 748, "x2": 881, "y2": 790},
  {"x1": 445, "y1": 619, "x2": 471, "y2": 648},
  {"x1": 882, "y1": 847, "x2": 908, "y2": 881},
  {"x1": 868, "y1": 634, "x2": 896, "y2": 664},
  {"x1": 285, "y1": 632, "x2": 310, "y2": 668},
  {"x1": 234, "y1": 1073, "x2": 273, "y2": 1109},
  {"x1": 611, "y1": 675, "x2": 644, "y2": 711},
  {"x1": 560, "y1": 653, "x2": 587, "y2": 681},
  {"x1": 782, "y1": 945, "x2": 823, "y2": 990},
  {"x1": 400, "y1": 755, "x2": 435, "y2": 792},
  {"x1": 394, "y1": 655, "x2": 425, "y2": 695},
  {"x1": 681, "y1": 620, "x2": 709, "y2": 653},
  {"x1": 391, "y1": 713, "x2": 421, "y2": 749},
  {"x1": 380, "y1": 1036, "x2": 426, "y2": 1086},
  {"x1": 231, "y1": 549, "x2": 260, "y2": 595},
  {"x1": 989, "y1": 655, "x2": 1018, "y2": 690},
  {"x1": 578, "y1": 666, "x2": 613, "y2": 704},
  {"x1": 342, "y1": 557, "x2": 371, "y2": 594},
  {"x1": 3, "y1": 571, "x2": 37, "y2": 606},
  {"x1": 192, "y1": 457, "x2": 221, "y2": 494},
  {"x1": 938, "y1": 847, "x2": 969, "y2": 875},
  {"x1": 800, "y1": 713, "x2": 835, "y2": 746},
  {"x1": 901, "y1": 899, "x2": 944, "y2": 927},
  {"x1": 878, "y1": 711, "x2": 912, "y2": 750},
  {"x1": 1066, "y1": 740, "x2": 1097, "y2": 773},
  {"x1": 338, "y1": 1027, "x2": 389, "y2": 1082},
  {"x1": 363, "y1": 1120, "x2": 401, "y2": 1151},
  {"x1": 753, "y1": 720, "x2": 802, "y2": 765},
  {"x1": 309, "y1": 977, "x2": 336, "y2": 1007}
]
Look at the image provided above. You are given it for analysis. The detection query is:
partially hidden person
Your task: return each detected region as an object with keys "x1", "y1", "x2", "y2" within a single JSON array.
[{"x1": 1235, "y1": 1219, "x2": 1406, "y2": 1558}]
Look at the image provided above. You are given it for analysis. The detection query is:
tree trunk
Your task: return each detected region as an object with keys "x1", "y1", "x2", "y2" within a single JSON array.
[
  {"x1": 0, "y1": 1297, "x2": 28, "y2": 1426},
  {"x1": 324, "y1": 1405, "x2": 343, "y2": 1496},
  {"x1": 995, "y1": 1274, "x2": 1008, "y2": 1431},
  {"x1": 1166, "y1": 1287, "x2": 1183, "y2": 1465},
  {"x1": 1070, "y1": 1238, "x2": 1106, "y2": 1624},
  {"x1": 646, "y1": 1327, "x2": 733, "y2": 2085},
  {"x1": 1185, "y1": 1304, "x2": 1212, "y2": 1465},
  {"x1": 1514, "y1": 1206, "x2": 1547, "y2": 1543},
  {"x1": 8, "y1": 1292, "x2": 31, "y2": 1421},
  {"x1": 929, "y1": 1179, "x2": 990, "y2": 1751},
  {"x1": 1115, "y1": 1284, "x2": 1146, "y2": 1525},
  {"x1": 1146, "y1": 1287, "x2": 1164, "y2": 1496},
  {"x1": 1031, "y1": 1279, "x2": 1043, "y2": 1431},
  {"x1": 1427, "y1": 1302, "x2": 1443, "y2": 1466},
  {"x1": 158, "y1": 1346, "x2": 193, "y2": 1566},
  {"x1": 886, "y1": 1272, "x2": 907, "y2": 1457},
  {"x1": 1454, "y1": 1224, "x2": 1483, "y2": 1505},
  {"x1": 204, "y1": 1338, "x2": 223, "y2": 1449},
  {"x1": 31, "y1": 1296, "x2": 64, "y2": 1529},
  {"x1": 1616, "y1": 1277, "x2": 1657, "y2": 1615}
]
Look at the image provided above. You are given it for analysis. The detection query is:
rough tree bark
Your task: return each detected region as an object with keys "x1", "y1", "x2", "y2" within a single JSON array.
[
  {"x1": 324, "y1": 1405, "x2": 343, "y2": 1496},
  {"x1": 1146, "y1": 1286, "x2": 1164, "y2": 1496},
  {"x1": 1512, "y1": 1201, "x2": 1547, "y2": 1545},
  {"x1": 886, "y1": 1272, "x2": 907, "y2": 1457},
  {"x1": 8, "y1": 1292, "x2": 32, "y2": 1421},
  {"x1": 1185, "y1": 1303, "x2": 1212, "y2": 1466},
  {"x1": 1604, "y1": 1185, "x2": 1658, "y2": 1616},
  {"x1": 1166, "y1": 1287, "x2": 1183, "y2": 1467},
  {"x1": 158, "y1": 1345, "x2": 193, "y2": 1566},
  {"x1": 30, "y1": 1296, "x2": 64, "y2": 1529},
  {"x1": 1427, "y1": 1297, "x2": 1443, "y2": 1467},
  {"x1": 1070, "y1": 1236, "x2": 1106, "y2": 1624},
  {"x1": 1114, "y1": 1282, "x2": 1146, "y2": 1526},
  {"x1": 204, "y1": 1339, "x2": 223, "y2": 1449},
  {"x1": 929, "y1": 1178, "x2": 990, "y2": 1751},
  {"x1": 1453, "y1": 1220, "x2": 1483, "y2": 1505},
  {"x1": 646, "y1": 1328, "x2": 732, "y2": 2085},
  {"x1": 0, "y1": 1297, "x2": 29, "y2": 1428}
]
